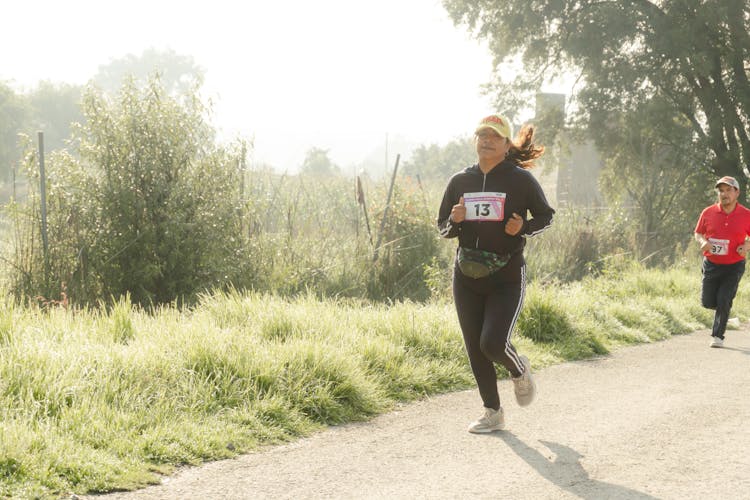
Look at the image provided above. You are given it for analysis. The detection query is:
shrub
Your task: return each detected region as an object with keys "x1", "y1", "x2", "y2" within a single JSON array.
[
  {"x1": 516, "y1": 288, "x2": 577, "y2": 343},
  {"x1": 5, "y1": 76, "x2": 248, "y2": 305},
  {"x1": 363, "y1": 178, "x2": 443, "y2": 301}
]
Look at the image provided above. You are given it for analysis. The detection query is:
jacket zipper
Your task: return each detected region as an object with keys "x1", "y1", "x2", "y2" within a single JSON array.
[{"x1": 476, "y1": 172, "x2": 487, "y2": 248}]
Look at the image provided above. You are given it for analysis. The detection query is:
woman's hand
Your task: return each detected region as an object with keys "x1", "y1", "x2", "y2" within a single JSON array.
[
  {"x1": 504, "y1": 213, "x2": 524, "y2": 236},
  {"x1": 450, "y1": 197, "x2": 466, "y2": 223}
]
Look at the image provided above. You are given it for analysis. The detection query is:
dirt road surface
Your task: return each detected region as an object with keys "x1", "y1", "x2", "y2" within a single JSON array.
[{"x1": 90, "y1": 327, "x2": 750, "y2": 500}]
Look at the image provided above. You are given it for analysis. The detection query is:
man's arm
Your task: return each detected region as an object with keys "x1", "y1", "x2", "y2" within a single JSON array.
[
  {"x1": 738, "y1": 236, "x2": 750, "y2": 257},
  {"x1": 694, "y1": 232, "x2": 711, "y2": 253}
]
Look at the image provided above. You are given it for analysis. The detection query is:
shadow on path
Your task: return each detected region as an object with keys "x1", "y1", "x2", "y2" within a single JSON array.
[
  {"x1": 718, "y1": 346, "x2": 750, "y2": 355},
  {"x1": 497, "y1": 432, "x2": 659, "y2": 499}
]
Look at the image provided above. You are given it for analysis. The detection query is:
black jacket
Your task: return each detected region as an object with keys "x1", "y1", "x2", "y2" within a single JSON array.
[{"x1": 437, "y1": 160, "x2": 555, "y2": 257}]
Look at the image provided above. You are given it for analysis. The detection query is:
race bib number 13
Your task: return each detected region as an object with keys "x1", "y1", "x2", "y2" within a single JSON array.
[{"x1": 463, "y1": 192, "x2": 506, "y2": 221}]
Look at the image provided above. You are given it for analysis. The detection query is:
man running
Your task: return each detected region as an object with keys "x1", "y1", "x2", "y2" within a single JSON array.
[{"x1": 694, "y1": 176, "x2": 750, "y2": 348}]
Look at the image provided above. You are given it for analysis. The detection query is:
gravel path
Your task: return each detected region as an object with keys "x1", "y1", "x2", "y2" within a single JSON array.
[{"x1": 88, "y1": 327, "x2": 750, "y2": 500}]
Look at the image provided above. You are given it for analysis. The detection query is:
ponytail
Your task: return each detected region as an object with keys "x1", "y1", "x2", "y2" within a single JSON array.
[{"x1": 506, "y1": 124, "x2": 544, "y2": 169}]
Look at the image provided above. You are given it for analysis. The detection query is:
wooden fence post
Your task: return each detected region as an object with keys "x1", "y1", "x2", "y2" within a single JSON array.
[
  {"x1": 38, "y1": 131, "x2": 50, "y2": 289},
  {"x1": 373, "y1": 153, "x2": 400, "y2": 262}
]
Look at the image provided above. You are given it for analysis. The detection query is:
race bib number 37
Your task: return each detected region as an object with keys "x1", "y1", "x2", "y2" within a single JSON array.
[
  {"x1": 463, "y1": 192, "x2": 506, "y2": 221},
  {"x1": 708, "y1": 238, "x2": 730, "y2": 255}
]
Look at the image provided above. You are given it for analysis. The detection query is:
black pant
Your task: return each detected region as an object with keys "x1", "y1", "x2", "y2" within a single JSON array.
[
  {"x1": 453, "y1": 261, "x2": 527, "y2": 411},
  {"x1": 701, "y1": 258, "x2": 745, "y2": 339}
]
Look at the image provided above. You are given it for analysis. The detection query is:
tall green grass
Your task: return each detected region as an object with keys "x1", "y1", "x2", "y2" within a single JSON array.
[{"x1": 0, "y1": 263, "x2": 745, "y2": 498}]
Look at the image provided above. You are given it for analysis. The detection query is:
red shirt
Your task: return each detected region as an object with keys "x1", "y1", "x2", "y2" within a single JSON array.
[{"x1": 695, "y1": 203, "x2": 750, "y2": 264}]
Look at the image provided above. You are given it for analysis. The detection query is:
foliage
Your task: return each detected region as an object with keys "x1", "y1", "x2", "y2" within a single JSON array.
[
  {"x1": 3, "y1": 65, "x2": 717, "y2": 306},
  {"x1": 26, "y1": 80, "x2": 85, "y2": 154},
  {"x1": 238, "y1": 169, "x2": 443, "y2": 302},
  {"x1": 367, "y1": 178, "x2": 444, "y2": 301},
  {"x1": 443, "y1": 0, "x2": 750, "y2": 194},
  {"x1": 75, "y1": 77, "x2": 245, "y2": 304},
  {"x1": 0, "y1": 80, "x2": 82, "y2": 231},
  {"x1": 0, "y1": 80, "x2": 84, "y2": 188},
  {"x1": 2, "y1": 138, "x2": 46, "y2": 299},
  {"x1": 523, "y1": 199, "x2": 706, "y2": 283},
  {"x1": 237, "y1": 168, "x2": 365, "y2": 296},
  {"x1": 5, "y1": 76, "x2": 247, "y2": 305},
  {"x1": 597, "y1": 96, "x2": 715, "y2": 259},
  {"x1": 92, "y1": 47, "x2": 204, "y2": 96},
  {"x1": 523, "y1": 207, "x2": 629, "y2": 283},
  {"x1": 0, "y1": 81, "x2": 30, "y2": 183},
  {"x1": 299, "y1": 147, "x2": 340, "y2": 176},
  {"x1": 401, "y1": 136, "x2": 476, "y2": 182},
  {"x1": 2, "y1": 80, "x2": 446, "y2": 306},
  {"x1": 517, "y1": 287, "x2": 577, "y2": 343}
]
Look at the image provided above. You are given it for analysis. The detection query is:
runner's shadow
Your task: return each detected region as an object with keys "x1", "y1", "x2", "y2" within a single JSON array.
[
  {"x1": 720, "y1": 346, "x2": 750, "y2": 355},
  {"x1": 498, "y1": 432, "x2": 658, "y2": 499}
]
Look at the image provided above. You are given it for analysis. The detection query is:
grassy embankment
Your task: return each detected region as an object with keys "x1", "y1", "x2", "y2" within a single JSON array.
[{"x1": 1, "y1": 264, "x2": 747, "y2": 498}]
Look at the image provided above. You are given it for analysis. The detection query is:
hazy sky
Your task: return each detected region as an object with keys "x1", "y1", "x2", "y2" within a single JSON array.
[{"x1": 2, "y1": 0, "x2": 499, "y2": 171}]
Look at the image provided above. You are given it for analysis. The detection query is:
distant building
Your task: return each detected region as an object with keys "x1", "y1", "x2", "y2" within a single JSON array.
[{"x1": 530, "y1": 92, "x2": 603, "y2": 209}]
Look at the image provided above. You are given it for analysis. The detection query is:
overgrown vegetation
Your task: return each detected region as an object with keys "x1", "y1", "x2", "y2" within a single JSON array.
[
  {"x1": 236, "y1": 169, "x2": 442, "y2": 302},
  {"x1": 2, "y1": 67, "x2": 720, "y2": 307},
  {"x1": 0, "y1": 264, "x2": 743, "y2": 498},
  {"x1": 7, "y1": 78, "x2": 246, "y2": 305},
  {"x1": 3, "y1": 76, "x2": 448, "y2": 306}
]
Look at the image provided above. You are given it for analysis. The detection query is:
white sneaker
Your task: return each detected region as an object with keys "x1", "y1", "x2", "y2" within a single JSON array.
[
  {"x1": 512, "y1": 355, "x2": 537, "y2": 407},
  {"x1": 467, "y1": 407, "x2": 505, "y2": 433},
  {"x1": 728, "y1": 317, "x2": 741, "y2": 329},
  {"x1": 710, "y1": 336, "x2": 724, "y2": 348}
]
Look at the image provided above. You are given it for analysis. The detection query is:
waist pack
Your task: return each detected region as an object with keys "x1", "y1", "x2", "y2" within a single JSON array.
[{"x1": 457, "y1": 247, "x2": 511, "y2": 279}]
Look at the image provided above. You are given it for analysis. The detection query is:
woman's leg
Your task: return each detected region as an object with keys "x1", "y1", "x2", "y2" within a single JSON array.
[
  {"x1": 479, "y1": 266, "x2": 527, "y2": 377},
  {"x1": 453, "y1": 274, "x2": 500, "y2": 410}
]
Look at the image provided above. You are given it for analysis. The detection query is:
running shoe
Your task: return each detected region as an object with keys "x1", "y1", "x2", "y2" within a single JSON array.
[
  {"x1": 512, "y1": 355, "x2": 537, "y2": 406},
  {"x1": 710, "y1": 336, "x2": 724, "y2": 348},
  {"x1": 467, "y1": 406, "x2": 505, "y2": 433}
]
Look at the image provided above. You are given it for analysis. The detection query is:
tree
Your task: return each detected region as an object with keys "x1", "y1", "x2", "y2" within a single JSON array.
[
  {"x1": 0, "y1": 81, "x2": 84, "y2": 187},
  {"x1": 27, "y1": 80, "x2": 84, "y2": 153},
  {"x1": 443, "y1": 0, "x2": 750, "y2": 191},
  {"x1": 8, "y1": 76, "x2": 247, "y2": 305},
  {"x1": 401, "y1": 137, "x2": 476, "y2": 183},
  {"x1": 598, "y1": 95, "x2": 713, "y2": 260},
  {"x1": 0, "y1": 82, "x2": 31, "y2": 182},
  {"x1": 299, "y1": 147, "x2": 340, "y2": 176},
  {"x1": 93, "y1": 47, "x2": 204, "y2": 95}
]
